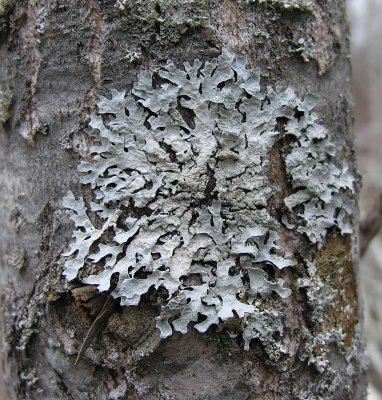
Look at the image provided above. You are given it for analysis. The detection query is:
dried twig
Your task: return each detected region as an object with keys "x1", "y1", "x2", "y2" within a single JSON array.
[{"x1": 75, "y1": 293, "x2": 117, "y2": 366}]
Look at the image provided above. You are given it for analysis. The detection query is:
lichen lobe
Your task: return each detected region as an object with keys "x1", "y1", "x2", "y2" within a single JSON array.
[{"x1": 63, "y1": 49, "x2": 355, "y2": 348}]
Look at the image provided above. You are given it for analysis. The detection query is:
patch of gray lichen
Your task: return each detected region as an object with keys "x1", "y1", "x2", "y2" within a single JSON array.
[
  {"x1": 62, "y1": 49, "x2": 355, "y2": 351},
  {"x1": 246, "y1": 0, "x2": 313, "y2": 11}
]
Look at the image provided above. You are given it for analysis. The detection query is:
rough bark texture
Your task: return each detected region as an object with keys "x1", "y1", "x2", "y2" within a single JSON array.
[{"x1": 0, "y1": 0, "x2": 367, "y2": 399}]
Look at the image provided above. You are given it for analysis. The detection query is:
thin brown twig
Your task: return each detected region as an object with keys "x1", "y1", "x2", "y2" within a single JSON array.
[{"x1": 75, "y1": 293, "x2": 117, "y2": 366}]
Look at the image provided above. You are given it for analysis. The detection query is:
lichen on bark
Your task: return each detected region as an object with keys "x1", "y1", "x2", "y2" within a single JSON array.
[
  {"x1": 0, "y1": 0, "x2": 367, "y2": 397},
  {"x1": 63, "y1": 49, "x2": 355, "y2": 349}
]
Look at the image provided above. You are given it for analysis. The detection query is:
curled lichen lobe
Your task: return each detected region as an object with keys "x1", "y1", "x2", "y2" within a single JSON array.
[{"x1": 63, "y1": 49, "x2": 354, "y2": 348}]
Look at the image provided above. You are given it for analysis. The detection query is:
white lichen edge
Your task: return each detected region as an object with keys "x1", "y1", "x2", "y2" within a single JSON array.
[{"x1": 62, "y1": 49, "x2": 354, "y2": 348}]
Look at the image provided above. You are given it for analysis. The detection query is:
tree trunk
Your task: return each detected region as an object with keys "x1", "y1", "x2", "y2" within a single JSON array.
[{"x1": 0, "y1": 0, "x2": 367, "y2": 399}]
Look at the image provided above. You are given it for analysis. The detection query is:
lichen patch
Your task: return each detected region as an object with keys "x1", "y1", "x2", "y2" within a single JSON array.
[
  {"x1": 62, "y1": 49, "x2": 355, "y2": 348},
  {"x1": 316, "y1": 235, "x2": 358, "y2": 348}
]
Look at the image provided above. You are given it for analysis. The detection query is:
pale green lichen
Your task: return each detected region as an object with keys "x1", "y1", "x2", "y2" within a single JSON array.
[
  {"x1": 298, "y1": 235, "x2": 359, "y2": 373},
  {"x1": 122, "y1": 49, "x2": 142, "y2": 64},
  {"x1": 63, "y1": 50, "x2": 354, "y2": 348},
  {"x1": 289, "y1": 37, "x2": 314, "y2": 63},
  {"x1": 9, "y1": 246, "x2": 26, "y2": 271},
  {"x1": 0, "y1": 0, "x2": 10, "y2": 17},
  {"x1": 247, "y1": 0, "x2": 313, "y2": 11}
]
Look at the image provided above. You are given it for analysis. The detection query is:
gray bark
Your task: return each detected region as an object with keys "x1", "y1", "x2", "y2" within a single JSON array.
[{"x1": 0, "y1": 0, "x2": 367, "y2": 399}]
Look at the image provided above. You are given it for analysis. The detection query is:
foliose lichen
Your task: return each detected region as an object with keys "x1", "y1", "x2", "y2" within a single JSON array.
[
  {"x1": 63, "y1": 49, "x2": 354, "y2": 347},
  {"x1": 247, "y1": 0, "x2": 313, "y2": 11}
]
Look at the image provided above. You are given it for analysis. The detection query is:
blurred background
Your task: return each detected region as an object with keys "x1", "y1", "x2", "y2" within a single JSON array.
[
  {"x1": 0, "y1": 1, "x2": 380, "y2": 399},
  {"x1": 349, "y1": 0, "x2": 382, "y2": 398}
]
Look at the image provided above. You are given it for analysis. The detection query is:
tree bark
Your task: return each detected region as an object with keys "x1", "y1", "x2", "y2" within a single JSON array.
[{"x1": 0, "y1": 0, "x2": 367, "y2": 399}]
